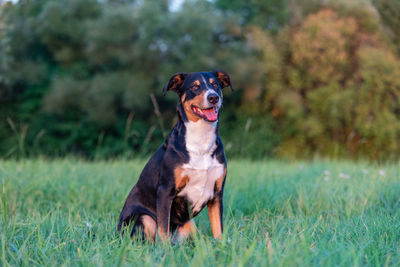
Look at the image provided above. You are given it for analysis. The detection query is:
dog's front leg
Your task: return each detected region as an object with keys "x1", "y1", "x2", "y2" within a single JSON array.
[
  {"x1": 207, "y1": 172, "x2": 226, "y2": 240},
  {"x1": 156, "y1": 185, "x2": 174, "y2": 240},
  {"x1": 207, "y1": 194, "x2": 223, "y2": 239}
]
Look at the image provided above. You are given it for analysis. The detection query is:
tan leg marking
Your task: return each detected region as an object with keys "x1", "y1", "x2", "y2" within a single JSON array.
[
  {"x1": 158, "y1": 229, "x2": 168, "y2": 242},
  {"x1": 174, "y1": 166, "x2": 190, "y2": 191},
  {"x1": 177, "y1": 220, "x2": 197, "y2": 242},
  {"x1": 208, "y1": 167, "x2": 226, "y2": 239},
  {"x1": 141, "y1": 215, "x2": 156, "y2": 241},
  {"x1": 158, "y1": 222, "x2": 170, "y2": 242},
  {"x1": 215, "y1": 167, "x2": 227, "y2": 192},
  {"x1": 207, "y1": 198, "x2": 222, "y2": 239}
]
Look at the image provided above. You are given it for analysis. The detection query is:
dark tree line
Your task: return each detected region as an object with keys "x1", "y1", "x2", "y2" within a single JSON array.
[{"x1": 0, "y1": 0, "x2": 399, "y2": 160}]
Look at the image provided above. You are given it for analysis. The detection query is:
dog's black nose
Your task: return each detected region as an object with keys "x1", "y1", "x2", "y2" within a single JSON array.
[{"x1": 207, "y1": 94, "x2": 219, "y2": 104}]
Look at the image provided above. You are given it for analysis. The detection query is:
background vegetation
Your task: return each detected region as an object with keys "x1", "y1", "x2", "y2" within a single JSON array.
[{"x1": 0, "y1": 0, "x2": 399, "y2": 160}]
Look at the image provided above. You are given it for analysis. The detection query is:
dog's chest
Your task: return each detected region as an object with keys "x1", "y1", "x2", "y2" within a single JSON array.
[{"x1": 177, "y1": 121, "x2": 225, "y2": 214}]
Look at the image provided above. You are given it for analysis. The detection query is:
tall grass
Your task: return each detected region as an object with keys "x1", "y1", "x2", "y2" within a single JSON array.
[
  {"x1": 0, "y1": 159, "x2": 399, "y2": 266},
  {"x1": 6, "y1": 118, "x2": 28, "y2": 159}
]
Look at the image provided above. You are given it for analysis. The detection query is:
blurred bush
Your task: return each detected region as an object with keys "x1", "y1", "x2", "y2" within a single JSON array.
[
  {"x1": 0, "y1": 0, "x2": 399, "y2": 160},
  {"x1": 266, "y1": 4, "x2": 400, "y2": 160}
]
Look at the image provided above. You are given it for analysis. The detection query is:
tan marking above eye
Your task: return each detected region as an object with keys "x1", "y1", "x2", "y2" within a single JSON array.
[
  {"x1": 191, "y1": 80, "x2": 201, "y2": 90},
  {"x1": 209, "y1": 78, "x2": 218, "y2": 89}
]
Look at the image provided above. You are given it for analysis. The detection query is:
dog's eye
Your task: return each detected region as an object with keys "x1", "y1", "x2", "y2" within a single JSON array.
[
  {"x1": 212, "y1": 82, "x2": 219, "y2": 89},
  {"x1": 191, "y1": 85, "x2": 200, "y2": 90}
]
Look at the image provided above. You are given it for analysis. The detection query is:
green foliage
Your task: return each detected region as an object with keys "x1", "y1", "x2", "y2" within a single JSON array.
[
  {"x1": 0, "y1": 0, "x2": 256, "y2": 158},
  {"x1": 260, "y1": 6, "x2": 400, "y2": 159},
  {"x1": 220, "y1": 112, "x2": 280, "y2": 159},
  {"x1": 375, "y1": 0, "x2": 400, "y2": 53},
  {"x1": 0, "y1": 0, "x2": 399, "y2": 160},
  {"x1": 215, "y1": 0, "x2": 290, "y2": 32},
  {"x1": 1, "y1": 159, "x2": 400, "y2": 265}
]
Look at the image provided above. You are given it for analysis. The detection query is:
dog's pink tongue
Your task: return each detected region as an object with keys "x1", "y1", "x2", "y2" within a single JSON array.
[{"x1": 203, "y1": 108, "x2": 218, "y2": 121}]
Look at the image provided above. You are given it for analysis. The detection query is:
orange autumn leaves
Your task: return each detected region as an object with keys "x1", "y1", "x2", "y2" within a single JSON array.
[{"x1": 248, "y1": 8, "x2": 400, "y2": 159}]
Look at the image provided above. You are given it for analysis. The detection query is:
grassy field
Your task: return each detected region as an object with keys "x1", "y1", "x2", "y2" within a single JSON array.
[{"x1": 0, "y1": 159, "x2": 400, "y2": 266}]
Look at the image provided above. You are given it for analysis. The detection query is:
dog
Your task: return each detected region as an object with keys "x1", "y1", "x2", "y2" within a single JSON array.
[{"x1": 118, "y1": 70, "x2": 233, "y2": 242}]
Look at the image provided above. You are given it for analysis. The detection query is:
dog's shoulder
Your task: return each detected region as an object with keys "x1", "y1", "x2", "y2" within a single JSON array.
[
  {"x1": 212, "y1": 136, "x2": 226, "y2": 166},
  {"x1": 161, "y1": 122, "x2": 190, "y2": 165}
]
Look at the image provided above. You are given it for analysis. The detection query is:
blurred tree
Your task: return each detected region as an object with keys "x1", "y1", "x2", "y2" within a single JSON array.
[
  {"x1": 1, "y1": 0, "x2": 399, "y2": 160},
  {"x1": 354, "y1": 46, "x2": 400, "y2": 157},
  {"x1": 265, "y1": 5, "x2": 400, "y2": 159},
  {"x1": 215, "y1": 0, "x2": 290, "y2": 32},
  {"x1": 1, "y1": 0, "x2": 53, "y2": 156},
  {"x1": 375, "y1": 0, "x2": 400, "y2": 53},
  {"x1": 0, "y1": 0, "x2": 262, "y2": 158}
]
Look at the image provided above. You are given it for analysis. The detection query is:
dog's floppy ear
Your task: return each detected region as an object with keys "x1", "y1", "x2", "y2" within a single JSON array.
[
  {"x1": 212, "y1": 69, "x2": 234, "y2": 91},
  {"x1": 163, "y1": 72, "x2": 187, "y2": 96}
]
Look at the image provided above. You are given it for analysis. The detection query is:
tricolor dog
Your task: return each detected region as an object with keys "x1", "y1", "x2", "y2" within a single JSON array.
[{"x1": 118, "y1": 70, "x2": 233, "y2": 242}]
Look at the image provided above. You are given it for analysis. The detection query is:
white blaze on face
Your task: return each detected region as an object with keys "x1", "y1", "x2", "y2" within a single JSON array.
[
  {"x1": 204, "y1": 89, "x2": 222, "y2": 107},
  {"x1": 201, "y1": 75, "x2": 222, "y2": 109}
]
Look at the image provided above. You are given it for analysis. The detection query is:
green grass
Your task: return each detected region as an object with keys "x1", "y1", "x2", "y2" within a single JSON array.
[{"x1": 1, "y1": 159, "x2": 400, "y2": 266}]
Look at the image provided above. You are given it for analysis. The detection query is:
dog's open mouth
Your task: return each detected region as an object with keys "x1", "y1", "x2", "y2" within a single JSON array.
[{"x1": 192, "y1": 105, "x2": 219, "y2": 122}]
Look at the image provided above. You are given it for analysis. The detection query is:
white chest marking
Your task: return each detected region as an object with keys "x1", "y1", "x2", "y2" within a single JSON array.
[{"x1": 177, "y1": 120, "x2": 225, "y2": 213}]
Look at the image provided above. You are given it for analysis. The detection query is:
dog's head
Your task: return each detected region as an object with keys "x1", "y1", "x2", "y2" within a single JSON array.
[{"x1": 163, "y1": 70, "x2": 233, "y2": 123}]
